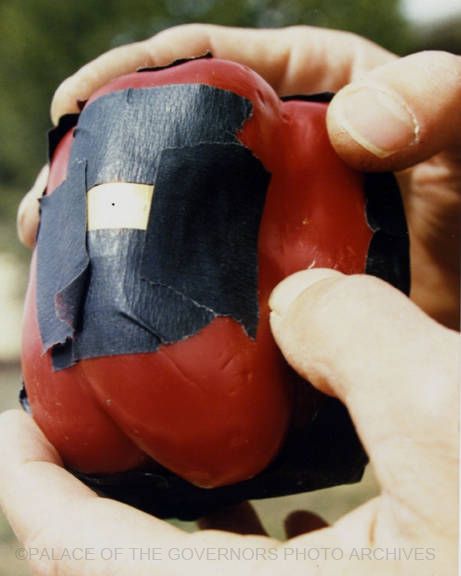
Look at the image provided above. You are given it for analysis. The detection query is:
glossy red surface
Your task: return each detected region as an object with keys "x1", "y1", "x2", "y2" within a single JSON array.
[{"x1": 22, "y1": 59, "x2": 372, "y2": 487}]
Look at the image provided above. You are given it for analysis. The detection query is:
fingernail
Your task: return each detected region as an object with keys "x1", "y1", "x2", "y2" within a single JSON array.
[
  {"x1": 334, "y1": 86, "x2": 420, "y2": 158},
  {"x1": 269, "y1": 269, "x2": 342, "y2": 317}
]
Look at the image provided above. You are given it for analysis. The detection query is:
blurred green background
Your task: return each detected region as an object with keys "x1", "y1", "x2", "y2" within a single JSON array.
[{"x1": 0, "y1": 1, "x2": 460, "y2": 573}]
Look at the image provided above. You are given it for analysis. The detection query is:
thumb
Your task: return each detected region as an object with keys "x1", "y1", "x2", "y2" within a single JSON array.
[
  {"x1": 269, "y1": 269, "x2": 458, "y2": 536},
  {"x1": 327, "y1": 51, "x2": 461, "y2": 171},
  {"x1": 269, "y1": 268, "x2": 458, "y2": 444}
]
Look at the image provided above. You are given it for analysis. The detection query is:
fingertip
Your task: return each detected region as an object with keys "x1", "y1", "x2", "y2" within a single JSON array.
[
  {"x1": 198, "y1": 502, "x2": 268, "y2": 536},
  {"x1": 327, "y1": 51, "x2": 461, "y2": 171},
  {"x1": 269, "y1": 269, "x2": 346, "y2": 397},
  {"x1": 51, "y1": 77, "x2": 80, "y2": 125},
  {"x1": 17, "y1": 166, "x2": 47, "y2": 248},
  {"x1": 51, "y1": 39, "x2": 164, "y2": 124},
  {"x1": 284, "y1": 510, "x2": 328, "y2": 538},
  {"x1": 327, "y1": 84, "x2": 420, "y2": 172},
  {"x1": 269, "y1": 269, "x2": 343, "y2": 318},
  {"x1": 17, "y1": 195, "x2": 39, "y2": 248},
  {"x1": 269, "y1": 268, "x2": 455, "y2": 435}
]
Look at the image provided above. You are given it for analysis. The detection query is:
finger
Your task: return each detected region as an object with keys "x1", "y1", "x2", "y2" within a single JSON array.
[
  {"x1": 17, "y1": 164, "x2": 48, "y2": 248},
  {"x1": 327, "y1": 51, "x2": 461, "y2": 171},
  {"x1": 284, "y1": 510, "x2": 328, "y2": 538},
  {"x1": 269, "y1": 268, "x2": 458, "y2": 441},
  {"x1": 0, "y1": 410, "x2": 277, "y2": 575},
  {"x1": 51, "y1": 23, "x2": 394, "y2": 124},
  {"x1": 0, "y1": 410, "x2": 93, "y2": 545},
  {"x1": 269, "y1": 269, "x2": 459, "y2": 535},
  {"x1": 0, "y1": 410, "x2": 178, "y2": 575},
  {"x1": 198, "y1": 501, "x2": 267, "y2": 535}
]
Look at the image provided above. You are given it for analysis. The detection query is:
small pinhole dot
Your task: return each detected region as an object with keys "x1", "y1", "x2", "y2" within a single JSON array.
[{"x1": 111, "y1": 202, "x2": 115, "y2": 207}]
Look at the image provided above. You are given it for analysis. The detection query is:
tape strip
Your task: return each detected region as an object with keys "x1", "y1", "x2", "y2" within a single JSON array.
[
  {"x1": 73, "y1": 84, "x2": 253, "y2": 189},
  {"x1": 364, "y1": 172, "x2": 410, "y2": 294},
  {"x1": 37, "y1": 160, "x2": 89, "y2": 352},
  {"x1": 37, "y1": 85, "x2": 267, "y2": 369},
  {"x1": 48, "y1": 113, "x2": 79, "y2": 161},
  {"x1": 142, "y1": 143, "x2": 270, "y2": 338}
]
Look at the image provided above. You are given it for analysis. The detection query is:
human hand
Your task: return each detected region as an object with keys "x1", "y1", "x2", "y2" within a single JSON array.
[
  {"x1": 17, "y1": 24, "x2": 461, "y2": 328},
  {"x1": 9, "y1": 24, "x2": 459, "y2": 575},
  {"x1": 0, "y1": 266, "x2": 457, "y2": 574}
]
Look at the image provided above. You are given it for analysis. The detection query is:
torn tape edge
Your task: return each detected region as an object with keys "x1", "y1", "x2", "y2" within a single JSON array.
[{"x1": 136, "y1": 52, "x2": 213, "y2": 74}]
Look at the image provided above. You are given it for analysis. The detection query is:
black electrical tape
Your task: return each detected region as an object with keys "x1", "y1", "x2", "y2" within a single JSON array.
[
  {"x1": 19, "y1": 382, "x2": 366, "y2": 521},
  {"x1": 37, "y1": 85, "x2": 265, "y2": 370},
  {"x1": 48, "y1": 113, "x2": 80, "y2": 161},
  {"x1": 364, "y1": 171, "x2": 410, "y2": 294}
]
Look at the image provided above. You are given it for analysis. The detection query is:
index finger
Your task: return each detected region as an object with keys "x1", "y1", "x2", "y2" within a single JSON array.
[{"x1": 51, "y1": 23, "x2": 394, "y2": 124}]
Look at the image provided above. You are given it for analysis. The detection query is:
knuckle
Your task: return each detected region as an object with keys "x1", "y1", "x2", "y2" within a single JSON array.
[
  {"x1": 154, "y1": 22, "x2": 207, "y2": 42},
  {"x1": 413, "y1": 50, "x2": 461, "y2": 90},
  {"x1": 422, "y1": 50, "x2": 461, "y2": 74},
  {"x1": 52, "y1": 77, "x2": 72, "y2": 105},
  {"x1": 281, "y1": 24, "x2": 309, "y2": 38},
  {"x1": 341, "y1": 29, "x2": 364, "y2": 46}
]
